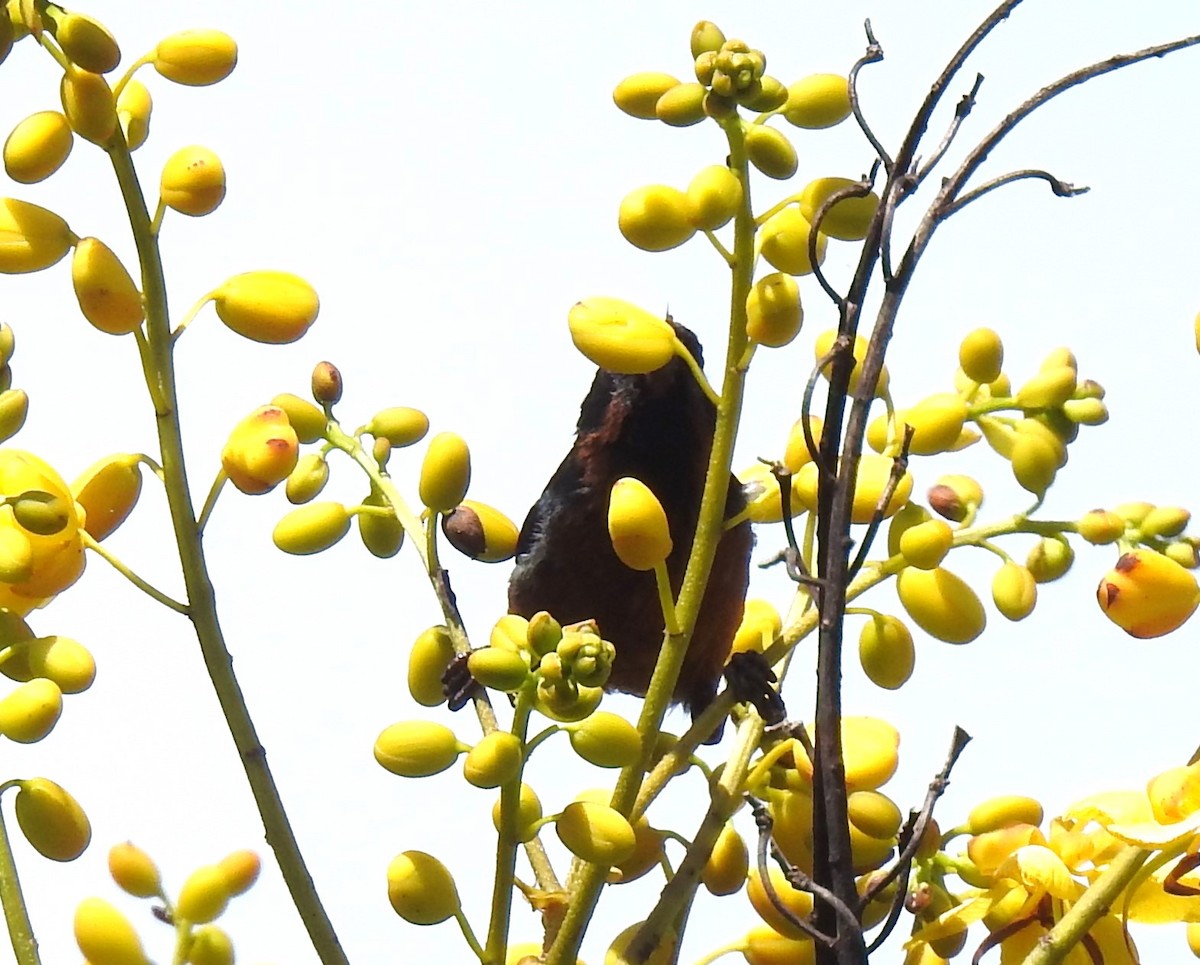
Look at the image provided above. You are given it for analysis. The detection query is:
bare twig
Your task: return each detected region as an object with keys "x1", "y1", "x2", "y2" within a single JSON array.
[
  {"x1": 916, "y1": 73, "x2": 985, "y2": 183},
  {"x1": 749, "y1": 797, "x2": 836, "y2": 946},
  {"x1": 849, "y1": 20, "x2": 892, "y2": 173},
  {"x1": 942, "y1": 167, "x2": 1089, "y2": 217},
  {"x1": 807, "y1": 176, "x2": 877, "y2": 308},
  {"x1": 845, "y1": 424, "x2": 914, "y2": 582}
]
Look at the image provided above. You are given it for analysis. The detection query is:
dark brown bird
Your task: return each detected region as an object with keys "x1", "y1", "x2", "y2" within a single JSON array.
[{"x1": 507, "y1": 321, "x2": 753, "y2": 720}]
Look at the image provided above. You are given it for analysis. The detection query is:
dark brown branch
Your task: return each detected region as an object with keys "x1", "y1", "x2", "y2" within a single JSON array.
[
  {"x1": 916, "y1": 73, "x2": 985, "y2": 183},
  {"x1": 941, "y1": 168, "x2": 1089, "y2": 218},
  {"x1": 848, "y1": 19, "x2": 891, "y2": 172},
  {"x1": 808, "y1": 175, "x2": 877, "y2": 308},
  {"x1": 750, "y1": 797, "x2": 836, "y2": 946},
  {"x1": 846, "y1": 424, "x2": 914, "y2": 582}
]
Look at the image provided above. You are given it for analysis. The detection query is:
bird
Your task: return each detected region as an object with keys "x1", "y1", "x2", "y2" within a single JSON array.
[{"x1": 507, "y1": 319, "x2": 763, "y2": 725}]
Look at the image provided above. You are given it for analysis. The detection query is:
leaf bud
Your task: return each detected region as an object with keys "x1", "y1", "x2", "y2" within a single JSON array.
[
  {"x1": 612, "y1": 72, "x2": 681, "y2": 119},
  {"x1": 108, "y1": 841, "x2": 161, "y2": 898},
  {"x1": 0, "y1": 197, "x2": 76, "y2": 274},
  {"x1": 14, "y1": 777, "x2": 90, "y2": 860},
  {"x1": 74, "y1": 897, "x2": 148, "y2": 965},
  {"x1": 857, "y1": 614, "x2": 914, "y2": 689},
  {"x1": 958, "y1": 327, "x2": 1004, "y2": 384},
  {"x1": 799, "y1": 177, "x2": 880, "y2": 241},
  {"x1": 53, "y1": 11, "x2": 120, "y2": 73},
  {"x1": 419, "y1": 432, "x2": 471, "y2": 513},
  {"x1": 272, "y1": 502, "x2": 350, "y2": 555},
  {"x1": 407, "y1": 625, "x2": 455, "y2": 707},
  {"x1": 1026, "y1": 537, "x2": 1074, "y2": 584},
  {"x1": 556, "y1": 801, "x2": 636, "y2": 866},
  {"x1": 690, "y1": 21, "x2": 726, "y2": 58},
  {"x1": 270, "y1": 392, "x2": 326, "y2": 444},
  {"x1": 4, "y1": 111, "x2": 73, "y2": 184},
  {"x1": 176, "y1": 864, "x2": 230, "y2": 923},
  {"x1": 608, "y1": 477, "x2": 672, "y2": 570},
  {"x1": 492, "y1": 783, "x2": 543, "y2": 843},
  {"x1": 387, "y1": 851, "x2": 461, "y2": 925},
  {"x1": 744, "y1": 125, "x2": 798, "y2": 180},
  {"x1": 0, "y1": 677, "x2": 63, "y2": 742},
  {"x1": 366, "y1": 406, "x2": 429, "y2": 448},
  {"x1": 654, "y1": 83, "x2": 707, "y2": 127},
  {"x1": 220, "y1": 406, "x2": 299, "y2": 494},
  {"x1": 71, "y1": 237, "x2": 144, "y2": 334},
  {"x1": 467, "y1": 646, "x2": 530, "y2": 693},
  {"x1": 214, "y1": 270, "x2": 319, "y2": 344},
  {"x1": 967, "y1": 795, "x2": 1044, "y2": 834},
  {"x1": 442, "y1": 499, "x2": 518, "y2": 562},
  {"x1": 782, "y1": 73, "x2": 851, "y2": 128},
  {"x1": 357, "y1": 489, "x2": 404, "y2": 559},
  {"x1": 374, "y1": 720, "x2": 465, "y2": 777},
  {"x1": 71, "y1": 453, "x2": 142, "y2": 541},
  {"x1": 462, "y1": 731, "x2": 523, "y2": 789},
  {"x1": 1096, "y1": 548, "x2": 1199, "y2": 638},
  {"x1": 746, "y1": 272, "x2": 802, "y2": 348},
  {"x1": 991, "y1": 562, "x2": 1037, "y2": 621},
  {"x1": 116, "y1": 79, "x2": 151, "y2": 150},
  {"x1": 896, "y1": 567, "x2": 985, "y2": 644},
  {"x1": 1139, "y1": 505, "x2": 1191, "y2": 540},
  {"x1": 566, "y1": 711, "x2": 641, "y2": 768},
  {"x1": 154, "y1": 30, "x2": 238, "y2": 86},
  {"x1": 284, "y1": 453, "x2": 329, "y2": 504},
  {"x1": 684, "y1": 164, "x2": 741, "y2": 230},
  {"x1": 618, "y1": 184, "x2": 696, "y2": 252},
  {"x1": 160, "y1": 145, "x2": 225, "y2": 216},
  {"x1": 59, "y1": 64, "x2": 115, "y2": 144},
  {"x1": 568, "y1": 297, "x2": 678, "y2": 374}
]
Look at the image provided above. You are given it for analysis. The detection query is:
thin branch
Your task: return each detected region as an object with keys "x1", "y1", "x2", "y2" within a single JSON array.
[
  {"x1": 848, "y1": 20, "x2": 892, "y2": 173},
  {"x1": 845, "y1": 425, "x2": 914, "y2": 582},
  {"x1": 748, "y1": 797, "x2": 835, "y2": 946},
  {"x1": 916, "y1": 73, "x2": 985, "y2": 183},
  {"x1": 942, "y1": 167, "x2": 1089, "y2": 217},
  {"x1": 807, "y1": 176, "x2": 876, "y2": 309}
]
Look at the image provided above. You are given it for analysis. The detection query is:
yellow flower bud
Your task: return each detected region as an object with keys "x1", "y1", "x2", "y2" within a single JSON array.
[
  {"x1": 690, "y1": 21, "x2": 726, "y2": 58},
  {"x1": 407, "y1": 625, "x2": 455, "y2": 707},
  {"x1": 848, "y1": 790, "x2": 903, "y2": 840},
  {"x1": 160, "y1": 145, "x2": 225, "y2": 217},
  {"x1": 898, "y1": 519, "x2": 953, "y2": 570},
  {"x1": 366, "y1": 406, "x2": 429, "y2": 448},
  {"x1": 1026, "y1": 537, "x2": 1074, "y2": 583},
  {"x1": 213, "y1": 270, "x2": 319, "y2": 344},
  {"x1": 566, "y1": 711, "x2": 641, "y2": 768},
  {"x1": 355, "y1": 490, "x2": 404, "y2": 558},
  {"x1": 187, "y1": 925, "x2": 234, "y2": 965},
  {"x1": 967, "y1": 795, "x2": 1044, "y2": 834},
  {"x1": 116, "y1": 79, "x2": 151, "y2": 150},
  {"x1": 731, "y1": 598, "x2": 781, "y2": 657},
  {"x1": 154, "y1": 30, "x2": 238, "y2": 86},
  {"x1": 783, "y1": 74, "x2": 851, "y2": 129},
  {"x1": 742, "y1": 75, "x2": 789, "y2": 112},
  {"x1": 387, "y1": 851, "x2": 461, "y2": 925},
  {"x1": 284, "y1": 453, "x2": 329, "y2": 504},
  {"x1": 812, "y1": 329, "x2": 889, "y2": 397},
  {"x1": 790, "y1": 717, "x2": 900, "y2": 793},
  {"x1": 684, "y1": 164, "x2": 742, "y2": 230},
  {"x1": 216, "y1": 848, "x2": 260, "y2": 896},
  {"x1": 557, "y1": 801, "x2": 636, "y2": 866},
  {"x1": 74, "y1": 897, "x2": 148, "y2": 965},
  {"x1": 746, "y1": 272, "x2": 802, "y2": 347},
  {"x1": 108, "y1": 841, "x2": 161, "y2": 898},
  {"x1": 608, "y1": 477, "x2": 671, "y2": 571},
  {"x1": 783, "y1": 415, "x2": 823, "y2": 473},
  {"x1": 793, "y1": 455, "x2": 911, "y2": 524},
  {"x1": 744, "y1": 125, "x2": 798, "y2": 180},
  {"x1": 848, "y1": 820, "x2": 895, "y2": 873},
  {"x1": 0, "y1": 525, "x2": 32, "y2": 582},
  {"x1": 463, "y1": 731, "x2": 523, "y2": 789},
  {"x1": 1097, "y1": 549, "x2": 1199, "y2": 638},
  {"x1": 799, "y1": 177, "x2": 879, "y2": 241},
  {"x1": 374, "y1": 720, "x2": 465, "y2": 777},
  {"x1": 467, "y1": 646, "x2": 529, "y2": 693},
  {"x1": 0, "y1": 677, "x2": 63, "y2": 742},
  {"x1": 270, "y1": 392, "x2": 326, "y2": 444},
  {"x1": 419, "y1": 432, "x2": 471, "y2": 513},
  {"x1": 0, "y1": 197, "x2": 75, "y2": 274},
  {"x1": 1016, "y1": 366, "x2": 1077, "y2": 410},
  {"x1": 71, "y1": 453, "x2": 142, "y2": 541},
  {"x1": 525, "y1": 611, "x2": 563, "y2": 657},
  {"x1": 1010, "y1": 432, "x2": 1059, "y2": 497},
  {"x1": 60, "y1": 64, "x2": 115, "y2": 144},
  {"x1": 1146, "y1": 764, "x2": 1200, "y2": 824},
  {"x1": 991, "y1": 562, "x2": 1037, "y2": 621},
  {"x1": 13, "y1": 635, "x2": 96, "y2": 693},
  {"x1": 858, "y1": 614, "x2": 914, "y2": 689},
  {"x1": 568, "y1": 297, "x2": 678, "y2": 375},
  {"x1": 4, "y1": 111, "x2": 74, "y2": 184},
  {"x1": 14, "y1": 777, "x2": 90, "y2": 860},
  {"x1": 71, "y1": 237, "x2": 144, "y2": 335},
  {"x1": 220, "y1": 406, "x2": 299, "y2": 495},
  {"x1": 612, "y1": 72, "x2": 681, "y2": 119},
  {"x1": 1061, "y1": 397, "x2": 1108, "y2": 425},
  {"x1": 608, "y1": 820, "x2": 663, "y2": 884},
  {"x1": 492, "y1": 783, "x2": 543, "y2": 843},
  {"x1": 701, "y1": 823, "x2": 748, "y2": 896},
  {"x1": 958, "y1": 327, "x2": 1004, "y2": 384},
  {"x1": 53, "y1": 11, "x2": 120, "y2": 73},
  {"x1": 176, "y1": 864, "x2": 230, "y2": 924},
  {"x1": 442, "y1": 499, "x2": 518, "y2": 562},
  {"x1": 618, "y1": 184, "x2": 696, "y2": 252},
  {"x1": 748, "y1": 866, "x2": 815, "y2": 940},
  {"x1": 606, "y1": 922, "x2": 677, "y2": 965},
  {"x1": 927, "y1": 474, "x2": 983, "y2": 523},
  {"x1": 896, "y1": 567, "x2": 985, "y2": 644},
  {"x1": 654, "y1": 82, "x2": 707, "y2": 127},
  {"x1": 900, "y1": 394, "x2": 970, "y2": 456},
  {"x1": 1140, "y1": 505, "x2": 1191, "y2": 539},
  {"x1": 272, "y1": 501, "x2": 350, "y2": 555},
  {"x1": 534, "y1": 680, "x2": 604, "y2": 722},
  {"x1": 0, "y1": 389, "x2": 27, "y2": 444},
  {"x1": 760, "y1": 207, "x2": 827, "y2": 276}
]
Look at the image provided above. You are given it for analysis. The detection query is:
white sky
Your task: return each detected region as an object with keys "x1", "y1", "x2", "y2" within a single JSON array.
[{"x1": 1, "y1": 1, "x2": 1199, "y2": 963}]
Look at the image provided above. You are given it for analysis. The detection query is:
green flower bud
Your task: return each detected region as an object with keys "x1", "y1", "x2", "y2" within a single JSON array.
[
  {"x1": 857, "y1": 614, "x2": 914, "y2": 689},
  {"x1": 618, "y1": 184, "x2": 696, "y2": 252},
  {"x1": 419, "y1": 432, "x2": 470, "y2": 512},
  {"x1": 407, "y1": 625, "x2": 455, "y2": 707},
  {"x1": 284, "y1": 453, "x2": 329, "y2": 504},
  {"x1": 374, "y1": 721, "x2": 465, "y2": 777},
  {"x1": 896, "y1": 567, "x2": 985, "y2": 644},
  {"x1": 556, "y1": 801, "x2": 636, "y2": 866},
  {"x1": 1061, "y1": 397, "x2": 1108, "y2": 426},
  {"x1": 740, "y1": 75, "x2": 788, "y2": 112},
  {"x1": 387, "y1": 851, "x2": 460, "y2": 925},
  {"x1": 463, "y1": 731, "x2": 523, "y2": 789},
  {"x1": 534, "y1": 679, "x2": 603, "y2": 723},
  {"x1": 958, "y1": 327, "x2": 1004, "y2": 384},
  {"x1": 467, "y1": 646, "x2": 530, "y2": 693},
  {"x1": 526, "y1": 611, "x2": 563, "y2": 658},
  {"x1": 744, "y1": 125, "x2": 797, "y2": 180},
  {"x1": 848, "y1": 790, "x2": 903, "y2": 840},
  {"x1": 991, "y1": 562, "x2": 1037, "y2": 621},
  {"x1": 272, "y1": 502, "x2": 350, "y2": 555},
  {"x1": 1165, "y1": 541, "x2": 1199, "y2": 569},
  {"x1": 15, "y1": 777, "x2": 90, "y2": 860},
  {"x1": 690, "y1": 21, "x2": 726, "y2": 59},
  {"x1": 366, "y1": 406, "x2": 430, "y2": 448},
  {"x1": 1026, "y1": 537, "x2": 1074, "y2": 583},
  {"x1": 188, "y1": 925, "x2": 234, "y2": 965},
  {"x1": 613, "y1": 72, "x2": 681, "y2": 119},
  {"x1": 11, "y1": 490, "x2": 71, "y2": 535},
  {"x1": 782, "y1": 74, "x2": 851, "y2": 128},
  {"x1": 566, "y1": 711, "x2": 641, "y2": 768},
  {"x1": 654, "y1": 83, "x2": 707, "y2": 127},
  {"x1": 490, "y1": 614, "x2": 528, "y2": 653}
]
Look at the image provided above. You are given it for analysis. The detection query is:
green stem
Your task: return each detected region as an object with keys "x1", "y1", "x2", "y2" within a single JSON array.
[
  {"x1": 106, "y1": 140, "x2": 349, "y2": 964},
  {"x1": 82, "y1": 533, "x2": 188, "y2": 613},
  {"x1": 0, "y1": 795, "x2": 38, "y2": 965}
]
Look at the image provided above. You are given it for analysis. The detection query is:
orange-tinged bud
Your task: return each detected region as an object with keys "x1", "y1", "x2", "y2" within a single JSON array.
[
  {"x1": 220, "y1": 405, "x2": 299, "y2": 494},
  {"x1": 176, "y1": 864, "x2": 230, "y2": 923},
  {"x1": 1147, "y1": 764, "x2": 1200, "y2": 824},
  {"x1": 272, "y1": 501, "x2": 350, "y2": 555},
  {"x1": 1097, "y1": 549, "x2": 1199, "y2": 638},
  {"x1": 991, "y1": 562, "x2": 1037, "y2": 621},
  {"x1": 618, "y1": 184, "x2": 695, "y2": 252},
  {"x1": 858, "y1": 614, "x2": 914, "y2": 689},
  {"x1": 0, "y1": 197, "x2": 75, "y2": 274},
  {"x1": 685, "y1": 164, "x2": 741, "y2": 230},
  {"x1": 791, "y1": 717, "x2": 900, "y2": 792},
  {"x1": 160, "y1": 145, "x2": 225, "y2": 216},
  {"x1": 958, "y1": 327, "x2": 1004, "y2": 384},
  {"x1": 0, "y1": 677, "x2": 63, "y2": 742},
  {"x1": 967, "y1": 795, "x2": 1045, "y2": 834},
  {"x1": 375, "y1": 720, "x2": 464, "y2": 777},
  {"x1": 493, "y1": 783, "x2": 543, "y2": 843},
  {"x1": 4, "y1": 111, "x2": 73, "y2": 183},
  {"x1": 897, "y1": 567, "x2": 985, "y2": 644},
  {"x1": 419, "y1": 432, "x2": 471, "y2": 513},
  {"x1": 74, "y1": 896, "x2": 148, "y2": 965},
  {"x1": 15, "y1": 777, "x2": 90, "y2": 860},
  {"x1": 613, "y1": 72, "x2": 681, "y2": 119},
  {"x1": 463, "y1": 731, "x2": 523, "y2": 789},
  {"x1": 782, "y1": 74, "x2": 851, "y2": 129},
  {"x1": 568, "y1": 297, "x2": 678, "y2": 375},
  {"x1": 213, "y1": 270, "x2": 319, "y2": 344},
  {"x1": 72, "y1": 453, "x2": 142, "y2": 540},
  {"x1": 608, "y1": 477, "x2": 671, "y2": 570},
  {"x1": 812, "y1": 328, "x2": 890, "y2": 397},
  {"x1": 59, "y1": 64, "x2": 115, "y2": 144},
  {"x1": 154, "y1": 30, "x2": 237, "y2": 86},
  {"x1": 557, "y1": 801, "x2": 636, "y2": 866},
  {"x1": 746, "y1": 272, "x2": 803, "y2": 347},
  {"x1": 567, "y1": 711, "x2": 641, "y2": 768},
  {"x1": 388, "y1": 850, "x2": 461, "y2": 924},
  {"x1": 702, "y1": 823, "x2": 748, "y2": 896},
  {"x1": 748, "y1": 866, "x2": 815, "y2": 940},
  {"x1": 109, "y1": 841, "x2": 161, "y2": 897},
  {"x1": 53, "y1": 11, "x2": 120, "y2": 73},
  {"x1": 116, "y1": 79, "x2": 151, "y2": 150},
  {"x1": 760, "y1": 207, "x2": 827, "y2": 276},
  {"x1": 408, "y1": 625, "x2": 455, "y2": 707},
  {"x1": 216, "y1": 849, "x2": 260, "y2": 896},
  {"x1": 799, "y1": 177, "x2": 879, "y2": 241},
  {"x1": 442, "y1": 499, "x2": 518, "y2": 562},
  {"x1": 744, "y1": 125, "x2": 798, "y2": 180},
  {"x1": 71, "y1": 237, "x2": 144, "y2": 335}
]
